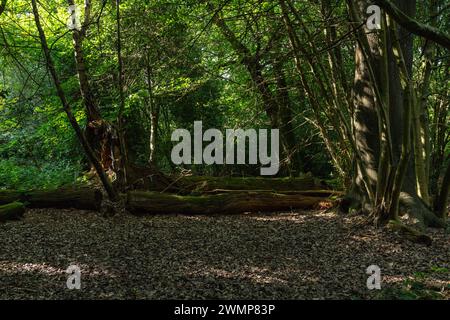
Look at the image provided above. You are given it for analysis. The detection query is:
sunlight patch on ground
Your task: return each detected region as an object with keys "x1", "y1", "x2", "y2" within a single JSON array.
[
  {"x1": 0, "y1": 261, "x2": 112, "y2": 277},
  {"x1": 185, "y1": 266, "x2": 289, "y2": 285},
  {"x1": 0, "y1": 261, "x2": 64, "y2": 275}
]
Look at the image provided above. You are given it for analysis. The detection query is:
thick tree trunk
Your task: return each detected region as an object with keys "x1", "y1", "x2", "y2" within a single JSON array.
[
  {"x1": 352, "y1": 41, "x2": 380, "y2": 204},
  {"x1": 434, "y1": 158, "x2": 450, "y2": 219},
  {"x1": 347, "y1": 0, "x2": 446, "y2": 229}
]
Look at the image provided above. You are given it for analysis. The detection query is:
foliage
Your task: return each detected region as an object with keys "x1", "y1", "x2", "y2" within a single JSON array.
[{"x1": 0, "y1": 0, "x2": 448, "y2": 191}]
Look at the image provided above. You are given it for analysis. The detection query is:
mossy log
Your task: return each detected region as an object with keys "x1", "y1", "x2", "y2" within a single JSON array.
[
  {"x1": 0, "y1": 202, "x2": 25, "y2": 222},
  {"x1": 0, "y1": 188, "x2": 102, "y2": 210},
  {"x1": 127, "y1": 191, "x2": 333, "y2": 215},
  {"x1": 26, "y1": 188, "x2": 103, "y2": 210},
  {"x1": 0, "y1": 190, "x2": 25, "y2": 205},
  {"x1": 179, "y1": 175, "x2": 324, "y2": 194},
  {"x1": 203, "y1": 189, "x2": 343, "y2": 197},
  {"x1": 0, "y1": 177, "x2": 336, "y2": 214}
]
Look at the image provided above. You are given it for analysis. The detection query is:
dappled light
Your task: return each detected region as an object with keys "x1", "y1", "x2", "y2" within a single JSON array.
[
  {"x1": 1, "y1": 209, "x2": 448, "y2": 299},
  {"x1": 0, "y1": 0, "x2": 448, "y2": 302}
]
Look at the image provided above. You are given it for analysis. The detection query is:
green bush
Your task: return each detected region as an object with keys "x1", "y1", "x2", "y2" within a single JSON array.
[{"x1": 0, "y1": 159, "x2": 82, "y2": 190}]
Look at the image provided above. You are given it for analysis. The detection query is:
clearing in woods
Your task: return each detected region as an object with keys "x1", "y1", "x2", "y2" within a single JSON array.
[{"x1": 0, "y1": 208, "x2": 448, "y2": 300}]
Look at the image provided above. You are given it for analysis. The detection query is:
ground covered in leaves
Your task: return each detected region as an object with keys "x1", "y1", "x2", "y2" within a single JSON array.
[{"x1": 0, "y1": 209, "x2": 448, "y2": 300}]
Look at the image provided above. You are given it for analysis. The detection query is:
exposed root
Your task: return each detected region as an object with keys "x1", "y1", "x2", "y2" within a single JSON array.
[
  {"x1": 399, "y1": 192, "x2": 447, "y2": 230},
  {"x1": 99, "y1": 188, "x2": 127, "y2": 217},
  {"x1": 387, "y1": 220, "x2": 433, "y2": 246},
  {"x1": 100, "y1": 199, "x2": 127, "y2": 217}
]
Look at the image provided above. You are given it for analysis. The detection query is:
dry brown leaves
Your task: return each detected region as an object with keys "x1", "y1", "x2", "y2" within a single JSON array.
[{"x1": 0, "y1": 209, "x2": 448, "y2": 300}]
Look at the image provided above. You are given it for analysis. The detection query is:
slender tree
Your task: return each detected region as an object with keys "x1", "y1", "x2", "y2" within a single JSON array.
[
  {"x1": 116, "y1": 0, "x2": 128, "y2": 186},
  {"x1": 31, "y1": 0, "x2": 120, "y2": 202}
]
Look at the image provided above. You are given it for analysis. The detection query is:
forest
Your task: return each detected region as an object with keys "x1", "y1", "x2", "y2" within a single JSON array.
[{"x1": 0, "y1": 0, "x2": 449, "y2": 300}]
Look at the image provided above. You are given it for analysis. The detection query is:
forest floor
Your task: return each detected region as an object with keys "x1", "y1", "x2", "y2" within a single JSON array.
[{"x1": 0, "y1": 208, "x2": 448, "y2": 300}]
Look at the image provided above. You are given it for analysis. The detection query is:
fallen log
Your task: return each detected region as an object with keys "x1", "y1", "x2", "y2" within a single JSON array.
[
  {"x1": 127, "y1": 191, "x2": 333, "y2": 215},
  {"x1": 0, "y1": 190, "x2": 25, "y2": 205},
  {"x1": 26, "y1": 188, "x2": 103, "y2": 210},
  {"x1": 203, "y1": 189, "x2": 343, "y2": 197},
  {"x1": 0, "y1": 188, "x2": 102, "y2": 210},
  {"x1": 0, "y1": 202, "x2": 25, "y2": 222},
  {"x1": 2, "y1": 188, "x2": 335, "y2": 214}
]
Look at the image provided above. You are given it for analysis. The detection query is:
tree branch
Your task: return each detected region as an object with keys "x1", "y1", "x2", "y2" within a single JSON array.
[{"x1": 374, "y1": 0, "x2": 450, "y2": 50}]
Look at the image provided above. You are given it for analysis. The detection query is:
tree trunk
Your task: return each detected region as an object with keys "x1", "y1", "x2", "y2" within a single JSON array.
[
  {"x1": 271, "y1": 57, "x2": 301, "y2": 174},
  {"x1": 145, "y1": 50, "x2": 159, "y2": 166},
  {"x1": 347, "y1": 0, "x2": 446, "y2": 229},
  {"x1": 434, "y1": 157, "x2": 450, "y2": 219},
  {"x1": 116, "y1": 0, "x2": 129, "y2": 188},
  {"x1": 31, "y1": 0, "x2": 120, "y2": 202},
  {"x1": 67, "y1": 0, "x2": 125, "y2": 187}
]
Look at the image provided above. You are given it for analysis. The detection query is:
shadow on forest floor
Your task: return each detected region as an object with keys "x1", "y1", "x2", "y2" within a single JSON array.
[{"x1": 0, "y1": 208, "x2": 448, "y2": 299}]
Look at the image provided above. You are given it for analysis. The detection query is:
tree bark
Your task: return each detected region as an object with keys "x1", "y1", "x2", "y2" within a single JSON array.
[
  {"x1": 271, "y1": 56, "x2": 301, "y2": 174},
  {"x1": 434, "y1": 157, "x2": 450, "y2": 219},
  {"x1": 116, "y1": 0, "x2": 129, "y2": 187},
  {"x1": 145, "y1": 50, "x2": 159, "y2": 166},
  {"x1": 67, "y1": 0, "x2": 101, "y2": 123},
  {"x1": 67, "y1": 0, "x2": 124, "y2": 186},
  {"x1": 346, "y1": 0, "x2": 446, "y2": 229}
]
